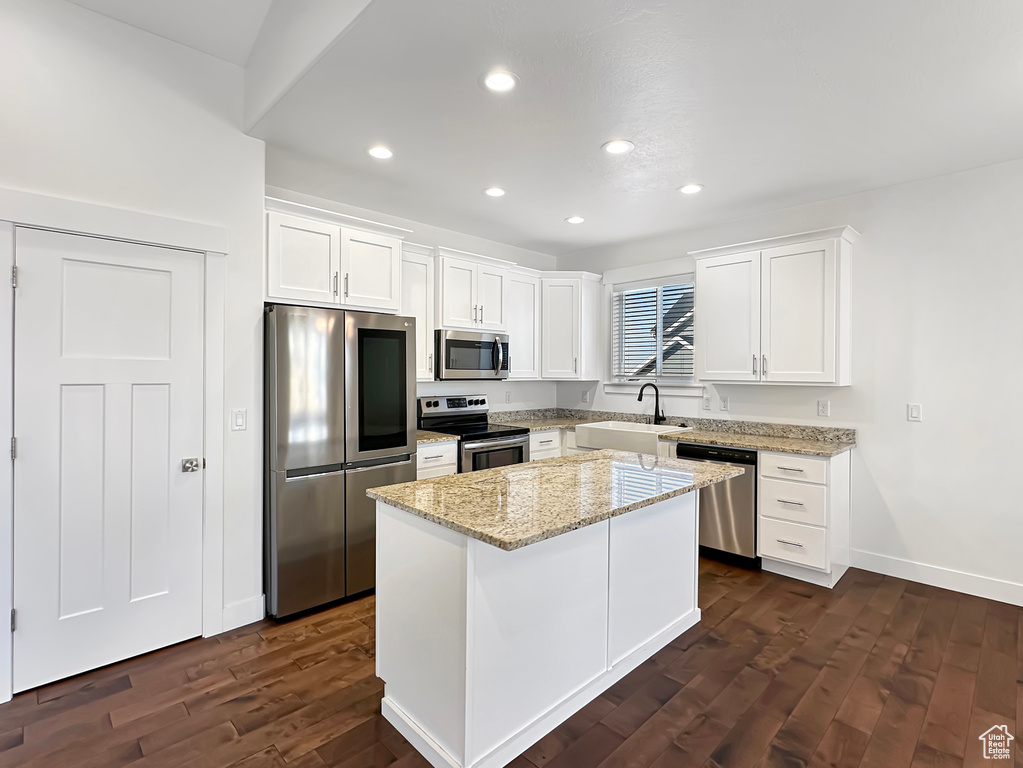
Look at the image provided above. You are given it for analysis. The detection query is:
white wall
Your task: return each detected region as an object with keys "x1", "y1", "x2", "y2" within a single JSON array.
[
  {"x1": 559, "y1": 159, "x2": 1023, "y2": 604},
  {"x1": 0, "y1": 0, "x2": 267, "y2": 622}
]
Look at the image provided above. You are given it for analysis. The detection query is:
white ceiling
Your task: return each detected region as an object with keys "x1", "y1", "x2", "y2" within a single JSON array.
[
  {"x1": 67, "y1": 0, "x2": 272, "y2": 66},
  {"x1": 252, "y1": 0, "x2": 1023, "y2": 256}
]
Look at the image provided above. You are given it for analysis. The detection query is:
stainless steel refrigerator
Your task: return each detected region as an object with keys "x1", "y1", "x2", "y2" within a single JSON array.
[{"x1": 264, "y1": 305, "x2": 417, "y2": 618}]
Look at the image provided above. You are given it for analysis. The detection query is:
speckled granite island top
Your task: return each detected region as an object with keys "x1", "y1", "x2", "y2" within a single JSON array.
[{"x1": 367, "y1": 449, "x2": 743, "y2": 551}]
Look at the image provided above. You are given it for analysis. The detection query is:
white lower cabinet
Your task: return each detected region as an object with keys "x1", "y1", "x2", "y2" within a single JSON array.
[
  {"x1": 757, "y1": 450, "x2": 850, "y2": 588},
  {"x1": 416, "y1": 441, "x2": 457, "y2": 478},
  {"x1": 529, "y1": 430, "x2": 561, "y2": 461}
]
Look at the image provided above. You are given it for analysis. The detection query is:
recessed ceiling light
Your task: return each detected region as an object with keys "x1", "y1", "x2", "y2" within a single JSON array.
[
  {"x1": 679, "y1": 183, "x2": 704, "y2": 194},
  {"x1": 484, "y1": 187, "x2": 506, "y2": 197},
  {"x1": 602, "y1": 139, "x2": 635, "y2": 155},
  {"x1": 565, "y1": 216, "x2": 585, "y2": 224},
  {"x1": 482, "y1": 70, "x2": 518, "y2": 93},
  {"x1": 368, "y1": 145, "x2": 393, "y2": 159}
]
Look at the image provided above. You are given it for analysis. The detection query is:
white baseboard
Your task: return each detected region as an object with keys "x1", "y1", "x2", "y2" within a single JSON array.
[
  {"x1": 219, "y1": 595, "x2": 266, "y2": 634},
  {"x1": 852, "y1": 550, "x2": 1023, "y2": 606}
]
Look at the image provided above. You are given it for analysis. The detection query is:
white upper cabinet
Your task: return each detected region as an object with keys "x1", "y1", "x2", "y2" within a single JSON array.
[
  {"x1": 761, "y1": 240, "x2": 837, "y2": 383},
  {"x1": 507, "y1": 267, "x2": 541, "y2": 379},
  {"x1": 693, "y1": 227, "x2": 855, "y2": 386},
  {"x1": 340, "y1": 228, "x2": 402, "y2": 312},
  {"x1": 436, "y1": 249, "x2": 511, "y2": 331},
  {"x1": 267, "y1": 212, "x2": 341, "y2": 305},
  {"x1": 695, "y1": 250, "x2": 761, "y2": 382},
  {"x1": 400, "y1": 244, "x2": 435, "y2": 381},
  {"x1": 541, "y1": 272, "x2": 601, "y2": 380},
  {"x1": 265, "y1": 199, "x2": 409, "y2": 312}
]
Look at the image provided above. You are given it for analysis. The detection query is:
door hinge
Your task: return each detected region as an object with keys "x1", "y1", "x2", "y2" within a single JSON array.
[
  {"x1": 203, "y1": 458, "x2": 207, "y2": 469},
  {"x1": 10, "y1": 437, "x2": 15, "y2": 460},
  {"x1": 10, "y1": 609, "x2": 15, "y2": 633},
  {"x1": 10, "y1": 266, "x2": 16, "y2": 289}
]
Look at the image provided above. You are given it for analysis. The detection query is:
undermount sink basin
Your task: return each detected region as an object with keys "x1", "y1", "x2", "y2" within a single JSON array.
[{"x1": 574, "y1": 421, "x2": 691, "y2": 455}]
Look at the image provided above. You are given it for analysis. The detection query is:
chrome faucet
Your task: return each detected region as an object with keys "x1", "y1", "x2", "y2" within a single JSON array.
[{"x1": 637, "y1": 383, "x2": 666, "y2": 425}]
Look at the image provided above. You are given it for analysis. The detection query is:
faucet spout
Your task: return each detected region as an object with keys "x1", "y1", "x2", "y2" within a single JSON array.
[{"x1": 637, "y1": 383, "x2": 666, "y2": 425}]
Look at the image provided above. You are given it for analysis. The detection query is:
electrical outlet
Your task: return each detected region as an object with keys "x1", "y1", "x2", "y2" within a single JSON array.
[
  {"x1": 719, "y1": 396, "x2": 729, "y2": 412},
  {"x1": 702, "y1": 394, "x2": 712, "y2": 411},
  {"x1": 907, "y1": 403, "x2": 923, "y2": 422},
  {"x1": 504, "y1": 391, "x2": 511, "y2": 404},
  {"x1": 582, "y1": 390, "x2": 589, "y2": 403},
  {"x1": 817, "y1": 400, "x2": 831, "y2": 417}
]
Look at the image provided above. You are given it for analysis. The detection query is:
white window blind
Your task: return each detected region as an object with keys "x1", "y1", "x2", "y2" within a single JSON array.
[{"x1": 611, "y1": 279, "x2": 695, "y2": 382}]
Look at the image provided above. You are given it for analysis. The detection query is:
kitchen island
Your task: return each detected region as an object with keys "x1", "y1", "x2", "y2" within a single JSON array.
[{"x1": 367, "y1": 450, "x2": 742, "y2": 768}]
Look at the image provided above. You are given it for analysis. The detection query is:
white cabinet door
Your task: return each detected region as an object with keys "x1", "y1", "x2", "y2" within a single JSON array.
[
  {"x1": 401, "y1": 251, "x2": 435, "y2": 381},
  {"x1": 541, "y1": 279, "x2": 581, "y2": 379},
  {"x1": 476, "y1": 265, "x2": 508, "y2": 331},
  {"x1": 267, "y1": 212, "x2": 340, "y2": 304},
  {"x1": 439, "y1": 257, "x2": 477, "y2": 328},
  {"x1": 340, "y1": 229, "x2": 401, "y2": 312},
  {"x1": 760, "y1": 240, "x2": 837, "y2": 383},
  {"x1": 508, "y1": 272, "x2": 540, "y2": 378},
  {"x1": 695, "y1": 250, "x2": 761, "y2": 382}
]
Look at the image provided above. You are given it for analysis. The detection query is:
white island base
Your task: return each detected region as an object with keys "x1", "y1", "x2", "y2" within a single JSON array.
[{"x1": 375, "y1": 492, "x2": 700, "y2": 768}]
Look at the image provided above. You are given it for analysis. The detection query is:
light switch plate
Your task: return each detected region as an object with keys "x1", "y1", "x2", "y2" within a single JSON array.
[
  {"x1": 907, "y1": 403, "x2": 923, "y2": 422},
  {"x1": 817, "y1": 400, "x2": 831, "y2": 417},
  {"x1": 702, "y1": 394, "x2": 712, "y2": 411},
  {"x1": 505, "y1": 391, "x2": 511, "y2": 403},
  {"x1": 231, "y1": 409, "x2": 247, "y2": 431}
]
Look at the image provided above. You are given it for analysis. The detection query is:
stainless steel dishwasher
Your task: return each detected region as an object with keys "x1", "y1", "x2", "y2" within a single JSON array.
[{"x1": 676, "y1": 443, "x2": 759, "y2": 565}]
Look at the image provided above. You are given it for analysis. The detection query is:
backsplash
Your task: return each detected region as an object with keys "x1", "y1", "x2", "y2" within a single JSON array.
[{"x1": 494, "y1": 408, "x2": 856, "y2": 443}]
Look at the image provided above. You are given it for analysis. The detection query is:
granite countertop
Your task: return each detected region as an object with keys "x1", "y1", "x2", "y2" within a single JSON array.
[
  {"x1": 417, "y1": 430, "x2": 457, "y2": 445},
  {"x1": 657, "y1": 429, "x2": 855, "y2": 458},
  {"x1": 493, "y1": 418, "x2": 587, "y2": 432},
  {"x1": 367, "y1": 449, "x2": 743, "y2": 551}
]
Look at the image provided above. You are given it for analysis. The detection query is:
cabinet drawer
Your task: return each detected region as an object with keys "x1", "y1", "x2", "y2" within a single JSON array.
[
  {"x1": 759, "y1": 477, "x2": 827, "y2": 527},
  {"x1": 759, "y1": 518, "x2": 827, "y2": 570},
  {"x1": 529, "y1": 431, "x2": 561, "y2": 453},
  {"x1": 759, "y1": 452, "x2": 827, "y2": 485},
  {"x1": 416, "y1": 464, "x2": 457, "y2": 479},
  {"x1": 417, "y1": 442, "x2": 457, "y2": 471},
  {"x1": 530, "y1": 449, "x2": 561, "y2": 463}
]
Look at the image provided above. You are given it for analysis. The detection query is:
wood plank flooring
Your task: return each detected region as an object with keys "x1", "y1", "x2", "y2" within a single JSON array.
[{"x1": 1, "y1": 560, "x2": 1020, "y2": 768}]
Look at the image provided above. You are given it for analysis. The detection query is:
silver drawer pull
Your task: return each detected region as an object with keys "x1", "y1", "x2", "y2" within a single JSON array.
[
  {"x1": 776, "y1": 539, "x2": 804, "y2": 548},
  {"x1": 777, "y1": 499, "x2": 804, "y2": 506},
  {"x1": 777, "y1": 466, "x2": 804, "y2": 472},
  {"x1": 423, "y1": 454, "x2": 446, "y2": 460},
  {"x1": 538, "y1": 439, "x2": 554, "y2": 445}
]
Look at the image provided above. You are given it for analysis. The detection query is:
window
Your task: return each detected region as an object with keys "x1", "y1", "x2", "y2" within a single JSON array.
[{"x1": 611, "y1": 278, "x2": 695, "y2": 382}]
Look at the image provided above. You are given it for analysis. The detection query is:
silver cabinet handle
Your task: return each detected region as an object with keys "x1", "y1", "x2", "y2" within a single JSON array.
[
  {"x1": 344, "y1": 273, "x2": 349, "y2": 297},
  {"x1": 538, "y1": 439, "x2": 554, "y2": 445},
  {"x1": 428, "y1": 353, "x2": 433, "y2": 372},
  {"x1": 776, "y1": 539, "x2": 804, "y2": 548},
  {"x1": 473, "y1": 305, "x2": 478, "y2": 323},
  {"x1": 480, "y1": 304, "x2": 484, "y2": 323},
  {"x1": 777, "y1": 466, "x2": 805, "y2": 472},
  {"x1": 777, "y1": 499, "x2": 804, "y2": 506},
  {"x1": 573, "y1": 357, "x2": 578, "y2": 373},
  {"x1": 762, "y1": 355, "x2": 767, "y2": 375},
  {"x1": 753, "y1": 355, "x2": 757, "y2": 376},
  {"x1": 181, "y1": 458, "x2": 201, "y2": 473},
  {"x1": 333, "y1": 272, "x2": 338, "y2": 297},
  {"x1": 423, "y1": 454, "x2": 445, "y2": 460}
]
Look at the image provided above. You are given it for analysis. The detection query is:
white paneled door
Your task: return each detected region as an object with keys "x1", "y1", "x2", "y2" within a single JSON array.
[{"x1": 13, "y1": 228, "x2": 205, "y2": 692}]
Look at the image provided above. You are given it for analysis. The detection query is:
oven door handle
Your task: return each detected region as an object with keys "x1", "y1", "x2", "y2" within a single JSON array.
[{"x1": 462, "y1": 435, "x2": 529, "y2": 451}]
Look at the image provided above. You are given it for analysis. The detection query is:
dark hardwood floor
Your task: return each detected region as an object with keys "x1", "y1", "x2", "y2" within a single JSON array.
[{"x1": 1, "y1": 560, "x2": 1020, "y2": 768}]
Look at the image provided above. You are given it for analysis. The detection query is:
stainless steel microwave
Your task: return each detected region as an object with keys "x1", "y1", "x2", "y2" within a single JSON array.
[{"x1": 435, "y1": 329, "x2": 510, "y2": 380}]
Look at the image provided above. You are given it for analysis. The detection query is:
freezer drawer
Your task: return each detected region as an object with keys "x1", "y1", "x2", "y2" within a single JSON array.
[
  {"x1": 345, "y1": 457, "x2": 416, "y2": 595},
  {"x1": 268, "y1": 470, "x2": 346, "y2": 618}
]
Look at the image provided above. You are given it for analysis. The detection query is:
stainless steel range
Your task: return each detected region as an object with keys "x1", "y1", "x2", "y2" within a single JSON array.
[{"x1": 417, "y1": 395, "x2": 529, "y2": 472}]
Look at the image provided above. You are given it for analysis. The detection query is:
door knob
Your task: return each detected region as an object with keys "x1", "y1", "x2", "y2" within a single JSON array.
[{"x1": 181, "y1": 458, "x2": 201, "y2": 473}]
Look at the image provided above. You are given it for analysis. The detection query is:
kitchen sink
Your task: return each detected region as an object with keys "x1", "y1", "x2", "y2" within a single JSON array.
[{"x1": 574, "y1": 420, "x2": 691, "y2": 455}]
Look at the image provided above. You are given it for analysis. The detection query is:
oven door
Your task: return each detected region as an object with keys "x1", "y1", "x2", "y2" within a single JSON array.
[
  {"x1": 436, "y1": 330, "x2": 510, "y2": 380},
  {"x1": 460, "y1": 435, "x2": 530, "y2": 472}
]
